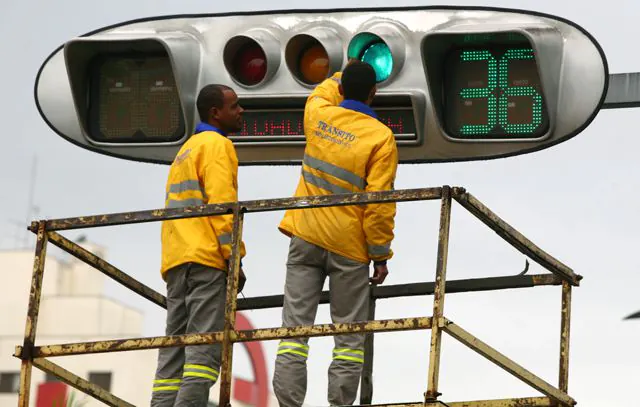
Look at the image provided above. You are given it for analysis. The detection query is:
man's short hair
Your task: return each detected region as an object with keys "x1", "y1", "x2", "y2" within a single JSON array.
[
  {"x1": 197, "y1": 84, "x2": 233, "y2": 122},
  {"x1": 342, "y1": 61, "x2": 377, "y2": 103}
]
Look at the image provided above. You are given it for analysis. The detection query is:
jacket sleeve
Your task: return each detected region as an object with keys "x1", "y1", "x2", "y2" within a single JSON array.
[
  {"x1": 304, "y1": 72, "x2": 344, "y2": 126},
  {"x1": 363, "y1": 132, "x2": 399, "y2": 262},
  {"x1": 202, "y1": 139, "x2": 247, "y2": 263}
]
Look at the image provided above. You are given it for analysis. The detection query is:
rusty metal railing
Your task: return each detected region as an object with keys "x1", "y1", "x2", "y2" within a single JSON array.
[{"x1": 13, "y1": 185, "x2": 582, "y2": 407}]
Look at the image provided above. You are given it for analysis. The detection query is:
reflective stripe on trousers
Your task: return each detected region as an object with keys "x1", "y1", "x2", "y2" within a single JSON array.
[
  {"x1": 332, "y1": 348, "x2": 365, "y2": 363},
  {"x1": 152, "y1": 378, "x2": 181, "y2": 392},
  {"x1": 183, "y1": 364, "x2": 220, "y2": 382},
  {"x1": 277, "y1": 341, "x2": 309, "y2": 359}
]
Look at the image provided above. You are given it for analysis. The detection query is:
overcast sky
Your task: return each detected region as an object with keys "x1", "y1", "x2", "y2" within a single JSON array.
[{"x1": 2, "y1": 0, "x2": 639, "y2": 406}]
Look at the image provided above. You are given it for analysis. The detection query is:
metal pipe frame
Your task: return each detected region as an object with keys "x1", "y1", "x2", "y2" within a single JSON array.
[
  {"x1": 559, "y1": 281, "x2": 572, "y2": 395},
  {"x1": 425, "y1": 186, "x2": 452, "y2": 401},
  {"x1": 345, "y1": 398, "x2": 556, "y2": 407},
  {"x1": 442, "y1": 319, "x2": 575, "y2": 406},
  {"x1": 35, "y1": 187, "x2": 445, "y2": 232},
  {"x1": 28, "y1": 229, "x2": 567, "y2": 312},
  {"x1": 452, "y1": 193, "x2": 581, "y2": 286},
  {"x1": 15, "y1": 185, "x2": 580, "y2": 407},
  {"x1": 346, "y1": 397, "x2": 556, "y2": 406},
  {"x1": 17, "y1": 222, "x2": 48, "y2": 407},
  {"x1": 14, "y1": 317, "x2": 434, "y2": 359},
  {"x1": 219, "y1": 207, "x2": 244, "y2": 406}
]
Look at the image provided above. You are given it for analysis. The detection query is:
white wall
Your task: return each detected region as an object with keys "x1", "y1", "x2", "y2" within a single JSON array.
[
  {"x1": 0, "y1": 244, "x2": 158, "y2": 407},
  {"x1": 0, "y1": 251, "x2": 65, "y2": 336},
  {"x1": 37, "y1": 297, "x2": 143, "y2": 338},
  {"x1": 58, "y1": 242, "x2": 107, "y2": 297}
]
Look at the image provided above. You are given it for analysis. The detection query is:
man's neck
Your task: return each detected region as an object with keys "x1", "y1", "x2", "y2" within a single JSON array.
[
  {"x1": 209, "y1": 120, "x2": 224, "y2": 130},
  {"x1": 339, "y1": 99, "x2": 378, "y2": 119}
]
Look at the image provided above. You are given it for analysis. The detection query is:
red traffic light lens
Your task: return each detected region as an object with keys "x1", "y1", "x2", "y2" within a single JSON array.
[
  {"x1": 233, "y1": 42, "x2": 267, "y2": 86},
  {"x1": 299, "y1": 44, "x2": 329, "y2": 84}
]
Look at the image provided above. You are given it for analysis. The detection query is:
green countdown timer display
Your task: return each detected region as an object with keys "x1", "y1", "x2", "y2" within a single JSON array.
[{"x1": 444, "y1": 45, "x2": 549, "y2": 139}]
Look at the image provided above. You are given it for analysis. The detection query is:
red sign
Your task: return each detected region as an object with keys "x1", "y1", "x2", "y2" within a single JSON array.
[
  {"x1": 233, "y1": 312, "x2": 270, "y2": 407},
  {"x1": 36, "y1": 381, "x2": 68, "y2": 407}
]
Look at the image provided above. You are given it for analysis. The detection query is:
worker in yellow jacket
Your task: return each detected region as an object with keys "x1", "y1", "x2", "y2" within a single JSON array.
[
  {"x1": 151, "y1": 84, "x2": 247, "y2": 407},
  {"x1": 273, "y1": 60, "x2": 398, "y2": 406}
]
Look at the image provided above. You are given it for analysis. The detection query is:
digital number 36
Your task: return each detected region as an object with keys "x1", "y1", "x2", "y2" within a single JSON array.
[{"x1": 459, "y1": 48, "x2": 544, "y2": 135}]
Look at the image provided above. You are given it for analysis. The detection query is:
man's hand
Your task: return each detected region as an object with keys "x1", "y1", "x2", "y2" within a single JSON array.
[
  {"x1": 370, "y1": 263, "x2": 389, "y2": 285},
  {"x1": 238, "y1": 268, "x2": 247, "y2": 293},
  {"x1": 228, "y1": 260, "x2": 247, "y2": 294}
]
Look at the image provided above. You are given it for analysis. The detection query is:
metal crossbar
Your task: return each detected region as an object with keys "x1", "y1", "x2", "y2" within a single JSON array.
[{"x1": 13, "y1": 185, "x2": 581, "y2": 407}]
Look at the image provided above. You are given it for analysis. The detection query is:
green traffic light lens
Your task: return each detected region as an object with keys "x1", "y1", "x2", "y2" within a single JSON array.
[
  {"x1": 361, "y1": 42, "x2": 392, "y2": 82},
  {"x1": 347, "y1": 33, "x2": 393, "y2": 83}
]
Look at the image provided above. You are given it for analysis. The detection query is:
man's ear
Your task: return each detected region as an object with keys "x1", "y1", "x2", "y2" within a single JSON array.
[
  {"x1": 209, "y1": 106, "x2": 219, "y2": 122},
  {"x1": 338, "y1": 84, "x2": 344, "y2": 96}
]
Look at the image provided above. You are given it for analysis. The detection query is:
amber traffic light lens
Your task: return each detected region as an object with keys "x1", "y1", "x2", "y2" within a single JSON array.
[
  {"x1": 286, "y1": 34, "x2": 334, "y2": 86},
  {"x1": 299, "y1": 44, "x2": 329, "y2": 84}
]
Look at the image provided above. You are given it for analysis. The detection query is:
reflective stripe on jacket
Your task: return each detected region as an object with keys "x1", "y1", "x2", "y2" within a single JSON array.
[
  {"x1": 161, "y1": 124, "x2": 246, "y2": 277},
  {"x1": 279, "y1": 72, "x2": 398, "y2": 263}
]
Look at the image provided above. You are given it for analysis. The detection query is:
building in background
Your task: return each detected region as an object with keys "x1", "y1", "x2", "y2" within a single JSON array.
[{"x1": 0, "y1": 239, "x2": 277, "y2": 407}]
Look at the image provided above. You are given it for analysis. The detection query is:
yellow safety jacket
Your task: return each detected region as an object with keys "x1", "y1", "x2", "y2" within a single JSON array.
[
  {"x1": 279, "y1": 72, "x2": 398, "y2": 263},
  {"x1": 161, "y1": 123, "x2": 246, "y2": 278}
]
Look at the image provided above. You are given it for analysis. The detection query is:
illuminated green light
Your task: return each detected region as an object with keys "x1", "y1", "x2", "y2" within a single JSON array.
[
  {"x1": 498, "y1": 48, "x2": 543, "y2": 134},
  {"x1": 348, "y1": 33, "x2": 393, "y2": 83},
  {"x1": 459, "y1": 50, "x2": 497, "y2": 135},
  {"x1": 361, "y1": 43, "x2": 393, "y2": 82}
]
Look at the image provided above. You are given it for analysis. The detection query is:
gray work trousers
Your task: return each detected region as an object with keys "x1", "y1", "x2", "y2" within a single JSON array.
[
  {"x1": 151, "y1": 262, "x2": 227, "y2": 407},
  {"x1": 273, "y1": 236, "x2": 370, "y2": 407}
]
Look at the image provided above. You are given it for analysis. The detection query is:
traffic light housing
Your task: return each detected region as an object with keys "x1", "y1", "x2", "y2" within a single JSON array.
[
  {"x1": 223, "y1": 27, "x2": 282, "y2": 87},
  {"x1": 35, "y1": 6, "x2": 608, "y2": 166}
]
